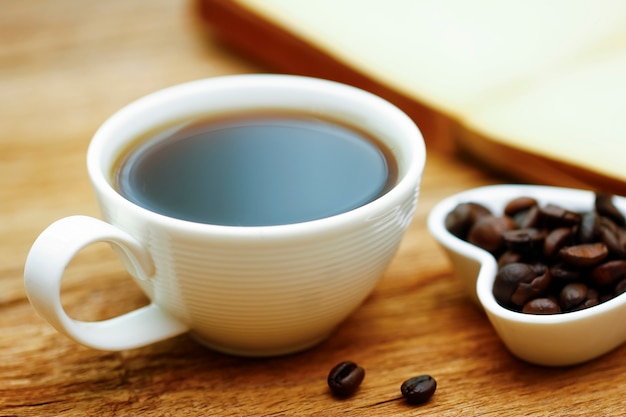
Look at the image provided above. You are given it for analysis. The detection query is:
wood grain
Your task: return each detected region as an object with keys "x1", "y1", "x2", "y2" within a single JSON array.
[{"x1": 2, "y1": 1, "x2": 626, "y2": 416}]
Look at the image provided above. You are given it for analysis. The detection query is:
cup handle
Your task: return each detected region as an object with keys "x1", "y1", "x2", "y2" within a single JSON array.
[{"x1": 24, "y1": 215, "x2": 189, "y2": 350}]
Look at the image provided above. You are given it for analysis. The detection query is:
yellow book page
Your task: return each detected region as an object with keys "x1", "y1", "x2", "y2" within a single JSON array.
[
  {"x1": 232, "y1": 0, "x2": 626, "y2": 182},
  {"x1": 464, "y1": 49, "x2": 626, "y2": 182}
]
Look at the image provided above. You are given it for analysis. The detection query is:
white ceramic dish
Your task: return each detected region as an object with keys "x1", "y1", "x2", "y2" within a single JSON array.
[{"x1": 428, "y1": 184, "x2": 626, "y2": 366}]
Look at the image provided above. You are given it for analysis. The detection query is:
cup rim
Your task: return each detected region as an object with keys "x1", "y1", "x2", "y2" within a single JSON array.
[{"x1": 87, "y1": 74, "x2": 426, "y2": 237}]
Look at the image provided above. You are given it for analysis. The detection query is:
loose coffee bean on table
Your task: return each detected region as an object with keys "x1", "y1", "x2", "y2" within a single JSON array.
[
  {"x1": 445, "y1": 191, "x2": 626, "y2": 314},
  {"x1": 327, "y1": 361, "x2": 365, "y2": 397},
  {"x1": 400, "y1": 375, "x2": 437, "y2": 405}
]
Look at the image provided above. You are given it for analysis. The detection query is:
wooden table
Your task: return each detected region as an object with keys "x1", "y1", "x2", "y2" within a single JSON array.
[{"x1": 2, "y1": 1, "x2": 625, "y2": 415}]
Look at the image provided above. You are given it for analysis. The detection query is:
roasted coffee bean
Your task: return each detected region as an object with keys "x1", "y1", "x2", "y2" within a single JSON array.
[
  {"x1": 559, "y1": 243, "x2": 608, "y2": 267},
  {"x1": 615, "y1": 278, "x2": 626, "y2": 296},
  {"x1": 572, "y1": 288, "x2": 600, "y2": 311},
  {"x1": 596, "y1": 192, "x2": 625, "y2": 227},
  {"x1": 513, "y1": 204, "x2": 541, "y2": 229},
  {"x1": 578, "y1": 211, "x2": 599, "y2": 243},
  {"x1": 400, "y1": 375, "x2": 437, "y2": 405},
  {"x1": 502, "y1": 228, "x2": 545, "y2": 253},
  {"x1": 587, "y1": 288, "x2": 615, "y2": 304},
  {"x1": 510, "y1": 265, "x2": 551, "y2": 306},
  {"x1": 591, "y1": 260, "x2": 626, "y2": 287},
  {"x1": 598, "y1": 217, "x2": 626, "y2": 258},
  {"x1": 446, "y1": 192, "x2": 626, "y2": 315},
  {"x1": 505, "y1": 198, "x2": 538, "y2": 229},
  {"x1": 498, "y1": 250, "x2": 525, "y2": 268},
  {"x1": 445, "y1": 202, "x2": 491, "y2": 238},
  {"x1": 559, "y1": 283, "x2": 588, "y2": 310},
  {"x1": 523, "y1": 297, "x2": 561, "y2": 314},
  {"x1": 543, "y1": 227, "x2": 575, "y2": 259},
  {"x1": 504, "y1": 196, "x2": 538, "y2": 216},
  {"x1": 327, "y1": 361, "x2": 365, "y2": 397},
  {"x1": 549, "y1": 262, "x2": 585, "y2": 283},
  {"x1": 539, "y1": 204, "x2": 582, "y2": 227},
  {"x1": 467, "y1": 215, "x2": 516, "y2": 253},
  {"x1": 493, "y1": 263, "x2": 538, "y2": 304},
  {"x1": 493, "y1": 263, "x2": 549, "y2": 307},
  {"x1": 576, "y1": 298, "x2": 600, "y2": 311}
]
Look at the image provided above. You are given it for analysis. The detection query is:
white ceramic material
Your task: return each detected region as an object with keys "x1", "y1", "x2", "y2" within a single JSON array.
[
  {"x1": 24, "y1": 74, "x2": 426, "y2": 355},
  {"x1": 428, "y1": 184, "x2": 626, "y2": 366}
]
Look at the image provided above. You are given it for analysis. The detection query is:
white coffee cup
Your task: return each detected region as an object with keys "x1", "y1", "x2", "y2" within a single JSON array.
[{"x1": 24, "y1": 74, "x2": 426, "y2": 356}]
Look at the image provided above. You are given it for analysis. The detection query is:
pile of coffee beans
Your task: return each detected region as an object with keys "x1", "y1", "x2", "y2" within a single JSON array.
[
  {"x1": 445, "y1": 192, "x2": 626, "y2": 314},
  {"x1": 327, "y1": 361, "x2": 436, "y2": 405}
]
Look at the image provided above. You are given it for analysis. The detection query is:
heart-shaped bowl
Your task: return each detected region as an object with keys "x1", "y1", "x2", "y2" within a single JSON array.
[{"x1": 427, "y1": 184, "x2": 626, "y2": 366}]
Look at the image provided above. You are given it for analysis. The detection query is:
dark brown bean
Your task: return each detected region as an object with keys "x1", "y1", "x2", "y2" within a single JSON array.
[
  {"x1": 498, "y1": 250, "x2": 525, "y2": 268},
  {"x1": 559, "y1": 243, "x2": 608, "y2": 267},
  {"x1": 502, "y1": 228, "x2": 545, "y2": 253},
  {"x1": 493, "y1": 263, "x2": 549, "y2": 307},
  {"x1": 596, "y1": 192, "x2": 625, "y2": 226},
  {"x1": 559, "y1": 283, "x2": 588, "y2": 310},
  {"x1": 400, "y1": 375, "x2": 437, "y2": 405},
  {"x1": 522, "y1": 298, "x2": 562, "y2": 314},
  {"x1": 444, "y1": 202, "x2": 491, "y2": 238},
  {"x1": 543, "y1": 227, "x2": 574, "y2": 258},
  {"x1": 514, "y1": 205, "x2": 541, "y2": 229},
  {"x1": 578, "y1": 211, "x2": 600, "y2": 243},
  {"x1": 327, "y1": 361, "x2": 365, "y2": 397},
  {"x1": 504, "y1": 197, "x2": 538, "y2": 216},
  {"x1": 493, "y1": 263, "x2": 537, "y2": 303},
  {"x1": 510, "y1": 265, "x2": 551, "y2": 306},
  {"x1": 598, "y1": 217, "x2": 626, "y2": 257},
  {"x1": 572, "y1": 288, "x2": 600, "y2": 311},
  {"x1": 615, "y1": 278, "x2": 626, "y2": 296},
  {"x1": 467, "y1": 215, "x2": 516, "y2": 253},
  {"x1": 591, "y1": 260, "x2": 626, "y2": 287},
  {"x1": 599, "y1": 291, "x2": 612, "y2": 303},
  {"x1": 539, "y1": 204, "x2": 582, "y2": 227},
  {"x1": 550, "y1": 262, "x2": 585, "y2": 283}
]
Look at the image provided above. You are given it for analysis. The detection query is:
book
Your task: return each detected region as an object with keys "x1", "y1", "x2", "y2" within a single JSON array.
[{"x1": 197, "y1": 0, "x2": 626, "y2": 194}]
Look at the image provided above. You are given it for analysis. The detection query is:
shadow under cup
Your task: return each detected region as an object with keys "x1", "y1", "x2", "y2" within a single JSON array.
[{"x1": 28, "y1": 75, "x2": 426, "y2": 356}]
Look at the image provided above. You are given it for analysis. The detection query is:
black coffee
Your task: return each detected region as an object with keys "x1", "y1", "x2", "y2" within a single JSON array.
[{"x1": 114, "y1": 113, "x2": 396, "y2": 226}]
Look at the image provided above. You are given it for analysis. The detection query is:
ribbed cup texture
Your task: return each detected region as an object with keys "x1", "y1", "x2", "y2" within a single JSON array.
[{"x1": 102, "y1": 184, "x2": 419, "y2": 356}]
